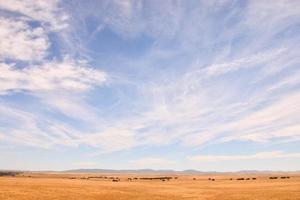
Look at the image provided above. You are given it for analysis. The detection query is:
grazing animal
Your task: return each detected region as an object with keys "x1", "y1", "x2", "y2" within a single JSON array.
[
  {"x1": 0, "y1": 171, "x2": 20, "y2": 177},
  {"x1": 140, "y1": 177, "x2": 172, "y2": 181}
]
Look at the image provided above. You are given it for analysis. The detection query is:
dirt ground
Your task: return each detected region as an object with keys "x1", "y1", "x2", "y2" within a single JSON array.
[{"x1": 0, "y1": 173, "x2": 299, "y2": 200}]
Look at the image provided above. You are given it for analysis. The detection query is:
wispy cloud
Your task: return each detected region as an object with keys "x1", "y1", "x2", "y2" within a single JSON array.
[
  {"x1": 0, "y1": 0, "x2": 108, "y2": 151},
  {"x1": 203, "y1": 48, "x2": 287, "y2": 77},
  {"x1": 268, "y1": 69, "x2": 300, "y2": 92},
  {"x1": 188, "y1": 151, "x2": 300, "y2": 162},
  {"x1": 83, "y1": 127, "x2": 137, "y2": 153},
  {"x1": 0, "y1": 0, "x2": 300, "y2": 170},
  {"x1": 216, "y1": 91, "x2": 300, "y2": 144}
]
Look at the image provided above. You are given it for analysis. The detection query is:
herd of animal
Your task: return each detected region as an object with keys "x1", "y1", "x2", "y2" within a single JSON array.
[
  {"x1": 67, "y1": 175, "x2": 292, "y2": 182},
  {"x1": 0, "y1": 171, "x2": 292, "y2": 183},
  {"x1": 69, "y1": 176, "x2": 177, "y2": 182},
  {"x1": 0, "y1": 171, "x2": 20, "y2": 176}
]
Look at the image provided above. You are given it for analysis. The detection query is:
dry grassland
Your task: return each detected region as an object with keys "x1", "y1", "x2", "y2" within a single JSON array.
[{"x1": 0, "y1": 173, "x2": 299, "y2": 200}]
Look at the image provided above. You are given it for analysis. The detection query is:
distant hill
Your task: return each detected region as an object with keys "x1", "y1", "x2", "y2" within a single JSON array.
[
  {"x1": 64, "y1": 169, "x2": 179, "y2": 174},
  {"x1": 62, "y1": 169, "x2": 300, "y2": 174},
  {"x1": 2, "y1": 169, "x2": 298, "y2": 174}
]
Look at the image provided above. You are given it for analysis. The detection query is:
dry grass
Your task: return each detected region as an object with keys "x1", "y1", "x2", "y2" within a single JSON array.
[{"x1": 0, "y1": 173, "x2": 299, "y2": 200}]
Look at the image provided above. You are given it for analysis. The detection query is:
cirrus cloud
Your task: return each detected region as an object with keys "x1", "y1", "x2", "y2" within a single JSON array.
[{"x1": 188, "y1": 151, "x2": 300, "y2": 162}]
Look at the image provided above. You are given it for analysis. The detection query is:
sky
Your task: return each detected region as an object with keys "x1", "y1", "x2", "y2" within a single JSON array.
[{"x1": 0, "y1": 0, "x2": 300, "y2": 172}]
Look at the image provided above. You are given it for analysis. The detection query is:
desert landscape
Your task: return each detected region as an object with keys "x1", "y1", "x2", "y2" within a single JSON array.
[{"x1": 1, "y1": 171, "x2": 299, "y2": 200}]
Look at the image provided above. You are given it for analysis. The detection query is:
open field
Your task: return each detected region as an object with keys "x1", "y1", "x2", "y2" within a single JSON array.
[{"x1": 0, "y1": 172, "x2": 300, "y2": 200}]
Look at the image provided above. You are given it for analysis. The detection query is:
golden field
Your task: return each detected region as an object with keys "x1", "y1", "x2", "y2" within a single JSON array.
[{"x1": 0, "y1": 173, "x2": 299, "y2": 200}]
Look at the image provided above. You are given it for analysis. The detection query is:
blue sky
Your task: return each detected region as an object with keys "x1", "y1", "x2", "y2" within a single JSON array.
[{"x1": 0, "y1": 0, "x2": 300, "y2": 171}]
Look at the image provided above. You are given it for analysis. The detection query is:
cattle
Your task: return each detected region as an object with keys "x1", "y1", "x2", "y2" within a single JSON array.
[
  {"x1": 88, "y1": 176, "x2": 103, "y2": 179},
  {"x1": 140, "y1": 177, "x2": 172, "y2": 181},
  {"x1": 0, "y1": 171, "x2": 20, "y2": 177}
]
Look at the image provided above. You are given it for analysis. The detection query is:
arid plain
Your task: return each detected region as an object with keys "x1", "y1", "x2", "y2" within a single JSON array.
[{"x1": 0, "y1": 172, "x2": 299, "y2": 200}]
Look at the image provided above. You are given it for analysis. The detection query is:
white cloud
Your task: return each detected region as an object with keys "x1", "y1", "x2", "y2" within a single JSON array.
[
  {"x1": 0, "y1": 0, "x2": 68, "y2": 30},
  {"x1": 0, "y1": 104, "x2": 59, "y2": 148},
  {"x1": 0, "y1": 109, "x2": 138, "y2": 154},
  {"x1": 41, "y1": 93, "x2": 100, "y2": 122},
  {"x1": 217, "y1": 91, "x2": 300, "y2": 142},
  {"x1": 0, "y1": 103, "x2": 136, "y2": 152},
  {"x1": 1, "y1": 0, "x2": 300, "y2": 158},
  {"x1": 181, "y1": 90, "x2": 300, "y2": 147},
  {"x1": 0, "y1": 59, "x2": 106, "y2": 94},
  {"x1": 0, "y1": 58, "x2": 107, "y2": 130},
  {"x1": 0, "y1": 17, "x2": 49, "y2": 61},
  {"x1": 204, "y1": 48, "x2": 287, "y2": 77},
  {"x1": 233, "y1": 92, "x2": 300, "y2": 130},
  {"x1": 245, "y1": 0, "x2": 300, "y2": 29},
  {"x1": 188, "y1": 151, "x2": 300, "y2": 162},
  {"x1": 268, "y1": 69, "x2": 300, "y2": 91},
  {"x1": 223, "y1": 124, "x2": 300, "y2": 144},
  {"x1": 0, "y1": 1, "x2": 106, "y2": 131},
  {"x1": 0, "y1": 102, "x2": 96, "y2": 149},
  {"x1": 83, "y1": 127, "x2": 137, "y2": 153}
]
